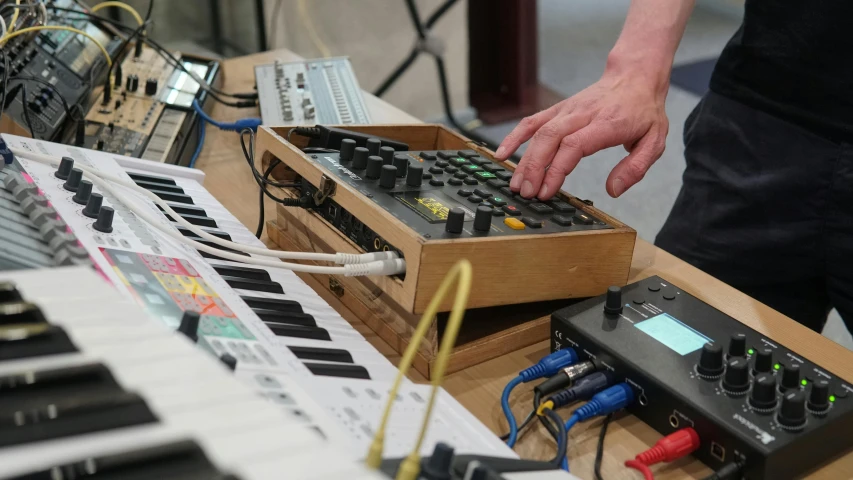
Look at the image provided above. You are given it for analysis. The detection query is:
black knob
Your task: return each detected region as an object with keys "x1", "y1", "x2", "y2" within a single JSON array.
[
  {"x1": 393, "y1": 154, "x2": 409, "y2": 177},
  {"x1": 379, "y1": 165, "x2": 397, "y2": 189},
  {"x1": 723, "y1": 357, "x2": 750, "y2": 394},
  {"x1": 128, "y1": 74, "x2": 139, "y2": 92},
  {"x1": 696, "y1": 343, "x2": 725, "y2": 377},
  {"x1": 101, "y1": 82, "x2": 111, "y2": 105},
  {"x1": 114, "y1": 99, "x2": 122, "y2": 109},
  {"x1": 93, "y1": 206, "x2": 114, "y2": 233},
  {"x1": 0, "y1": 282, "x2": 22, "y2": 303},
  {"x1": 29, "y1": 101, "x2": 42, "y2": 114},
  {"x1": 749, "y1": 373, "x2": 779, "y2": 410},
  {"x1": 473, "y1": 206, "x2": 492, "y2": 232},
  {"x1": 604, "y1": 286, "x2": 623, "y2": 315},
  {"x1": 145, "y1": 78, "x2": 158, "y2": 96},
  {"x1": 72, "y1": 180, "x2": 93, "y2": 205},
  {"x1": 108, "y1": 122, "x2": 115, "y2": 132},
  {"x1": 379, "y1": 146, "x2": 395, "y2": 165},
  {"x1": 445, "y1": 208, "x2": 465, "y2": 234},
  {"x1": 115, "y1": 64, "x2": 123, "y2": 88},
  {"x1": 178, "y1": 311, "x2": 201, "y2": 343},
  {"x1": 808, "y1": 380, "x2": 830, "y2": 413},
  {"x1": 754, "y1": 348, "x2": 773, "y2": 374},
  {"x1": 339, "y1": 139, "x2": 356, "y2": 162},
  {"x1": 96, "y1": 139, "x2": 105, "y2": 150},
  {"x1": 134, "y1": 37, "x2": 144, "y2": 58},
  {"x1": 407, "y1": 164, "x2": 423, "y2": 187},
  {"x1": 83, "y1": 193, "x2": 103, "y2": 218},
  {"x1": 778, "y1": 390, "x2": 807, "y2": 428},
  {"x1": 421, "y1": 443, "x2": 454, "y2": 480},
  {"x1": 728, "y1": 333, "x2": 747, "y2": 358},
  {"x1": 55, "y1": 156, "x2": 74, "y2": 179},
  {"x1": 780, "y1": 363, "x2": 800, "y2": 391},
  {"x1": 366, "y1": 138, "x2": 381, "y2": 156},
  {"x1": 351, "y1": 147, "x2": 369, "y2": 169},
  {"x1": 366, "y1": 155, "x2": 383, "y2": 179},
  {"x1": 220, "y1": 353, "x2": 237, "y2": 371},
  {"x1": 63, "y1": 168, "x2": 83, "y2": 192},
  {"x1": 468, "y1": 466, "x2": 488, "y2": 480}
]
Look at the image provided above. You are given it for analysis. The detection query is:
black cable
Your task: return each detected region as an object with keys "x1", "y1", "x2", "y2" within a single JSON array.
[
  {"x1": 701, "y1": 461, "x2": 744, "y2": 480},
  {"x1": 533, "y1": 391, "x2": 563, "y2": 450},
  {"x1": 144, "y1": 0, "x2": 154, "y2": 23},
  {"x1": 499, "y1": 408, "x2": 537, "y2": 441},
  {"x1": 543, "y1": 407, "x2": 567, "y2": 467},
  {"x1": 18, "y1": 84, "x2": 36, "y2": 140},
  {"x1": 593, "y1": 414, "x2": 613, "y2": 480},
  {"x1": 103, "y1": 20, "x2": 149, "y2": 102},
  {"x1": 0, "y1": 50, "x2": 9, "y2": 125},
  {"x1": 256, "y1": 159, "x2": 280, "y2": 238},
  {"x1": 373, "y1": 48, "x2": 419, "y2": 98},
  {"x1": 425, "y1": 0, "x2": 458, "y2": 28},
  {"x1": 241, "y1": 129, "x2": 298, "y2": 189}
]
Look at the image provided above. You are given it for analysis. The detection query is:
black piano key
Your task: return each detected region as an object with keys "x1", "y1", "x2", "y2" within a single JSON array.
[
  {"x1": 255, "y1": 309, "x2": 316, "y2": 327},
  {"x1": 0, "y1": 325, "x2": 78, "y2": 361},
  {"x1": 133, "y1": 180, "x2": 185, "y2": 195},
  {"x1": 8, "y1": 440, "x2": 229, "y2": 480},
  {"x1": 266, "y1": 323, "x2": 330, "y2": 341},
  {"x1": 0, "y1": 363, "x2": 117, "y2": 410},
  {"x1": 167, "y1": 213, "x2": 218, "y2": 228},
  {"x1": 158, "y1": 202, "x2": 207, "y2": 217},
  {"x1": 221, "y1": 276, "x2": 283, "y2": 294},
  {"x1": 183, "y1": 236, "x2": 245, "y2": 255},
  {"x1": 176, "y1": 225, "x2": 232, "y2": 241},
  {"x1": 240, "y1": 295, "x2": 303, "y2": 314},
  {"x1": 0, "y1": 281, "x2": 22, "y2": 303},
  {"x1": 213, "y1": 265, "x2": 271, "y2": 281},
  {"x1": 198, "y1": 250, "x2": 248, "y2": 262},
  {"x1": 128, "y1": 172, "x2": 177, "y2": 186},
  {"x1": 0, "y1": 391, "x2": 156, "y2": 448},
  {"x1": 0, "y1": 301, "x2": 47, "y2": 325},
  {"x1": 304, "y1": 362, "x2": 370, "y2": 380},
  {"x1": 288, "y1": 345, "x2": 354, "y2": 364},
  {"x1": 149, "y1": 188, "x2": 194, "y2": 204}
]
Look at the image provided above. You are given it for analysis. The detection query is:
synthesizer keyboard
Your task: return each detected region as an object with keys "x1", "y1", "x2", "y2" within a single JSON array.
[
  {"x1": 0, "y1": 133, "x2": 515, "y2": 461},
  {"x1": 0, "y1": 266, "x2": 383, "y2": 480}
]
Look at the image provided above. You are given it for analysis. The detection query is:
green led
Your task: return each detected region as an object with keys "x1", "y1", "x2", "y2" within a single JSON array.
[
  {"x1": 748, "y1": 348, "x2": 755, "y2": 355},
  {"x1": 774, "y1": 363, "x2": 781, "y2": 370},
  {"x1": 830, "y1": 395, "x2": 837, "y2": 403},
  {"x1": 801, "y1": 379, "x2": 808, "y2": 386}
]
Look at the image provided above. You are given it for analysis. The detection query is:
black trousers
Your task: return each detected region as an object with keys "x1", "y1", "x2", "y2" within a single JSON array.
[{"x1": 656, "y1": 91, "x2": 853, "y2": 333}]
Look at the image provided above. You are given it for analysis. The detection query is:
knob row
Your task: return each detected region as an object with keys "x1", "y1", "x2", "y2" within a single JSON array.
[{"x1": 53, "y1": 157, "x2": 115, "y2": 233}]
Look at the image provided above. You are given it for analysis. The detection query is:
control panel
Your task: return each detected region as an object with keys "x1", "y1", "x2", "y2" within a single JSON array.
[
  {"x1": 255, "y1": 57, "x2": 371, "y2": 125},
  {"x1": 303, "y1": 143, "x2": 611, "y2": 242},
  {"x1": 550, "y1": 277, "x2": 853, "y2": 480}
]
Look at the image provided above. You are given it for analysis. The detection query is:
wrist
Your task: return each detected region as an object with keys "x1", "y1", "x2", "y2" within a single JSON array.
[{"x1": 603, "y1": 47, "x2": 673, "y2": 100}]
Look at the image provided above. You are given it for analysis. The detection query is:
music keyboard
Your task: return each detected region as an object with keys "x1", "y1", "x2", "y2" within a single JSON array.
[
  {"x1": 0, "y1": 266, "x2": 383, "y2": 480},
  {"x1": 0, "y1": 133, "x2": 515, "y2": 462}
]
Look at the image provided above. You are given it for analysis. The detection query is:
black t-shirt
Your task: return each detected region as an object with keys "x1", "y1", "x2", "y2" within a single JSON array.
[{"x1": 710, "y1": 2, "x2": 853, "y2": 142}]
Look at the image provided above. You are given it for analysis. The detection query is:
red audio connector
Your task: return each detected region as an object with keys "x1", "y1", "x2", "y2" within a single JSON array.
[{"x1": 625, "y1": 427, "x2": 701, "y2": 479}]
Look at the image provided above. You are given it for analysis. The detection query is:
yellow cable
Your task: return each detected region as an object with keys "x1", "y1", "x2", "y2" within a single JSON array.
[
  {"x1": 365, "y1": 259, "x2": 473, "y2": 480},
  {"x1": 296, "y1": 0, "x2": 331, "y2": 58},
  {"x1": 6, "y1": 0, "x2": 21, "y2": 35},
  {"x1": 90, "y1": 1, "x2": 143, "y2": 26},
  {"x1": 0, "y1": 26, "x2": 112, "y2": 67}
]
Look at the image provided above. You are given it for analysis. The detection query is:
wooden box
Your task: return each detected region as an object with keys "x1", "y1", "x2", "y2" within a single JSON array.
[{"x1": 254, "y1": 124, "x2": 636, "y2": 315}]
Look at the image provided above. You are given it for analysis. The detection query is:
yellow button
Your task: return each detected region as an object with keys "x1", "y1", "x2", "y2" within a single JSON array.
[{"x1": 504, "y1": 218, "x2": 525, "y2": 230}]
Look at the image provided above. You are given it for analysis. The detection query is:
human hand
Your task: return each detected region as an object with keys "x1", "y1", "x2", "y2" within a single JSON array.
[{"x1": 494, "y1": 73, "x2": 669, "y2": 200}]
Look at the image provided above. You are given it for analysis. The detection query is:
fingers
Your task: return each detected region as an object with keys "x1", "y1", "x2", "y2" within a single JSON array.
[
  {"x1": 495, "y1": 108, "x2": 558, "y2": 160},
  {"x1": 605, "y1": 128, "x2": 666, "y2": 198},
  {"x1": 533, "y1": 120, "x2": 635, "y2": 200},
  {"x1": 511, "y1": 114, "x2": 590, "y2": 197}
]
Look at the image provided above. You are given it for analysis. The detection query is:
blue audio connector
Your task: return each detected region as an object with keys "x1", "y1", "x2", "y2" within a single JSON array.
[
  {"x1": 191, "y1": 99, "x2": 262, "y2": 132},
  {"x1": 502, "y1": 349, "x2": 577, "y2": 448},
  {"x1": 560, "y1": 383, "x2": 634, "y2": 472}
]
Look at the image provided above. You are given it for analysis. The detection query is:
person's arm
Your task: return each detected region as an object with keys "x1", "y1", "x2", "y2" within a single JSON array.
[{"x1": 495, "y1": 0, "x2": 695, "y2": 200}]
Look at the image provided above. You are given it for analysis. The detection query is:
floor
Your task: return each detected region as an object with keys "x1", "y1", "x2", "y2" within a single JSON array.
[{"x1": 147, "y1": 0, "x2": 853, "y2": 349}]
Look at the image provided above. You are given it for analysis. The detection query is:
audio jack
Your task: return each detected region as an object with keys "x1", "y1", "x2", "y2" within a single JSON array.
[{"x1": 624, "y1": 428, "x2": 701, "y2": 480}]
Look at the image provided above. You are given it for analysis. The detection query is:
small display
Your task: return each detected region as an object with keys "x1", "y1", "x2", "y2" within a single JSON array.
[
  {"x1": 635, "y1": 313, "x2": 710, "y2": 355},
  {"x1": 393, "y1": 191, "x2": 473, "y2": 224}
]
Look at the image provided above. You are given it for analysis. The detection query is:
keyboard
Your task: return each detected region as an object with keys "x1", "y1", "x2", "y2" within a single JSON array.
[
  {"x1": 0, "y1": 133, "x2": 515, "y2": 461},
  {"x1": 0, "y1": 266, "x2": 384, "y2": 480}
]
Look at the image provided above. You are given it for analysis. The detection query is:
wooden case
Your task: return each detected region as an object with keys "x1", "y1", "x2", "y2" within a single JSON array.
[{"x1": 255, "y1": 124, "x2": 636, "y2": 315}]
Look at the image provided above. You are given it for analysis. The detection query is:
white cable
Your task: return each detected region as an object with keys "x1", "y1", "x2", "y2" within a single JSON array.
[
  {"x1": 12, "y1": 149, "x2": 406, "y2": 276},
  {"x1": 0, "y1": 14, "x2": 7, "y2": 40}
]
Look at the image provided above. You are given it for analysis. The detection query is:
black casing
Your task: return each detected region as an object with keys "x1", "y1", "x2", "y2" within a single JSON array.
[{"x1": 550, "y1": 276, "x2": 853, "y2": 479}]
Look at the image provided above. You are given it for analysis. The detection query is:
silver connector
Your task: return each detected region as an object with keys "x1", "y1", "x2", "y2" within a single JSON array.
[{"x1": 561, "y1": 361, "x2": 596, "y2": 383}]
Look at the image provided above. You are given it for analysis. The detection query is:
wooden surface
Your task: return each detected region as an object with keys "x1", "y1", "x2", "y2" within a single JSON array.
[{"x1": 195, "y1": 49, "x2": 853, "y2": 479}]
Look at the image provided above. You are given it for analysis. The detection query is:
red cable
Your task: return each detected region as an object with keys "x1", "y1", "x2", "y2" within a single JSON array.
[{"x1": 625, "y1": 459, "x2": 654, "y2": 480}]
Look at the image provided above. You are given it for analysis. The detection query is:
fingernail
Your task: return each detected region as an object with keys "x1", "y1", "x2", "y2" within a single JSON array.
[
  {"x1": 613, "y1": 177, "x2": 625, "y2": 197},
  {"x1": 538, "y1": 184, "x2": 549, "y2": 199},
  {"x1": 510, "y1": 172, "x2": 523, "y2": 190},
  {"x1": 495, "y1": 146, "x2": 506, "y2": 158},
  {"x1": 521, "y1": 181, "x2": 535, "y2": 198}
]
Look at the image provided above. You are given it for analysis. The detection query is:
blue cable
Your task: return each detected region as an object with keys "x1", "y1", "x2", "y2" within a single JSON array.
[
  {"x1": 191, "y1": 99, "x2": 261, "y2": 132},
  {"x1": 188, "y1": 118, "x2": 205, "y2": 168},
  {"x1": 562, "y1": 383, "x2": 634, "y2": 472},
  {"x1": 561, "y1": 415, "x2": 580, "y2": 471},
  {"x1": 501, "y1": 375, "x2": 524, "y2": 448}
]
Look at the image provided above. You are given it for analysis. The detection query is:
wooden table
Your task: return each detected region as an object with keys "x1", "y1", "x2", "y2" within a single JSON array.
[{"x1": 195, "y1": 49, "x2": 853, "y2": 479}]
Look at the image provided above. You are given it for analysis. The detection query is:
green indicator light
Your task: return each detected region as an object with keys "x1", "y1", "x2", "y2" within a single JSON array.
[
  {"x1": 748, "y1": 348, "x2": 755, "y2": 355},
  {"x1": 801, "y1": 379, "x2": 808, "y2": 386},
  {"x1": 494, "y1": 197, "x2": 503, "y2": 202},
  {"x1": 830, "y1": 395, "x2": 837, "y2": 402},
  {"x1": 774, "y1": 363, "x2": 781, "y2": 370}
]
